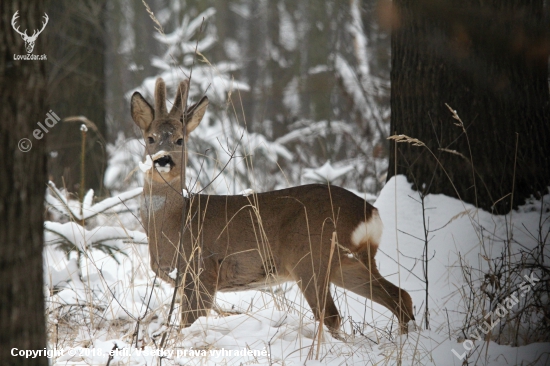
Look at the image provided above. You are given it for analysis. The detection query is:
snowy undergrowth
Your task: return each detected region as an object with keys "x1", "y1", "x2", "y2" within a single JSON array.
[{"x1": 44, "y1": 176, "x2": 549, "y2": 365}]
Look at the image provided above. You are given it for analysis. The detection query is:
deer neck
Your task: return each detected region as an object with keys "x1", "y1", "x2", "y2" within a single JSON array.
[
  {"x1": 141, "y1": 173, "x2": 187, "y2": 262},
  {"x1": 143, "y1": 173, "x2": 185, "y2": 195},
  {"x1": 142, "y1": 174, "x2": 187, "y2": 218}
]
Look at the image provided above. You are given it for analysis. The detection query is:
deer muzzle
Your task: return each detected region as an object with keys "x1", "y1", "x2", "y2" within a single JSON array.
[{"x1": 154, "y1": 155, "x2": 174, "y2": 173}]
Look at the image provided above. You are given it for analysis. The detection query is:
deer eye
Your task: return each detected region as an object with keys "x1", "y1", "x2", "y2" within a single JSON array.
[
  {"x1": 147, "y1": 137, "x2": 155, "y2": 144},
  {"x1": 176, "y1": 138, "x2": 183, "y2": 146}
]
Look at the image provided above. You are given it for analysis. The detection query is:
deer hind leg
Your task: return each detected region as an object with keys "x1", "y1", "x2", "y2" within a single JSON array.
[
  {"x1": 289, "y1": 263, "x2": 341, "y2": 333},
  {"x1": 331, "y1": 251, "x2": 414, "y2": 332}
]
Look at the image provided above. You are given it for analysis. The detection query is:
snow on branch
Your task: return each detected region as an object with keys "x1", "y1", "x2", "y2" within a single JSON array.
[
  {"x1": 275, "y1": 120, "x2": 355, "y2": 145},
  {"x1": 45, "y1": 221, "x2": 147, "y2": 252},
  {"x1": 46, "y1": 181, "x2": 142, "y2": 221},
  {"x1": 303, "y1": 161, "x2": 354, "y2": 184}
]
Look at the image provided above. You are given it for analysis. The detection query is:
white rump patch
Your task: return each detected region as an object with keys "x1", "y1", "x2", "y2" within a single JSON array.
[{"x1": 351, "y1": 210, "x2": 383, "y2": 247}]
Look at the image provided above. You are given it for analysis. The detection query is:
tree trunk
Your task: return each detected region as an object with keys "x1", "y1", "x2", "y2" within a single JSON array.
[
  {"x1": 0, "y1": 0, "x2": 48, "y2": 364},
  {"x1": 388, "y1": 0, "x2": 550, "y2": 213}
]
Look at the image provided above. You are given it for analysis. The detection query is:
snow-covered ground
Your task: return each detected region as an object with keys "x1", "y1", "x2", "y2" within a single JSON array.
[{"x1": 44, "y1": 176, "x2": 550, "y2": 365}]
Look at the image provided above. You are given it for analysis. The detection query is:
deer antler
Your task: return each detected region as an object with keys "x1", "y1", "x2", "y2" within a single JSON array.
[
  {"x1": 11, "y1": 11, "x2": 28, "y2": 39},
  {"x1": 11, "y1": 11, "x2": 48, "y2": 41},
  {"x1": 28, "y1": 13, "x2": 49, "y2": 41}
]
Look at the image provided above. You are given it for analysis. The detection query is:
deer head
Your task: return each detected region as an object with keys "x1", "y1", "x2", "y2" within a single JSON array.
[
  {"x1": 131, "y1": 78, "x2": 208, "y2": 189},
  {"x1": 11, "y1": 11, "x2": 49, "y2": 54}
]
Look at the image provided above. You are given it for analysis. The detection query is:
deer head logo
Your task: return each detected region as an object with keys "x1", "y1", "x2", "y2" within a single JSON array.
[{"x1": 11, "y1": 11, "x2": 49, "y2": 54}]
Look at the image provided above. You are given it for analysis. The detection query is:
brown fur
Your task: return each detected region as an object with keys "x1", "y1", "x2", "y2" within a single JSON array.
[{"x1": 131, "y1": 78, "x2": 415, "y2": 333}]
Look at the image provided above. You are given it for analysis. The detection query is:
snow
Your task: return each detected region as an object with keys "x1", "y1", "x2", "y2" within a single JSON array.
[
  {"x1": 276, "y1": 120, "x2": 354, "y2": 145},
  {"x1": 43, "y1": 175, "x2": 549, "y2": 365},
  {"x1": 224, "y1": 39, "x2": 241, "y2": 60},
  {"x1": 140, "y1": 151, "x2": 169, "y2": 173},
  {"x1": 283, "y1": 77, "x2": 300, "y2": 115},
  {"x1": 308, "y1": 65, "x2": 329, "y2": 74},
  {"x1": 88, "y1": 187, "x2": 143, "y2": 215},
  {"x1": 334, "y1": 54, "x2": 388, "y2": 142},
  {"x1": 139, "y1": 154, "x2": 153, "y2": 173},
  {"x1": 302, "y1": 160, "x2": 354, "y2": 183},
  {"x1": 103, "y1": 133, "x2": 145, "y2": 191},
  {"x1": 153, "y1": 8, "x2": 215, "y2": 46},
  {"x1": 45, "y1": 221, "x2": 147, "y2": 252},
  {"x1": 82, "y1": 189, "x2": 94, "y2": 212},
  {"x1": 44, "y1": 258, "x2": 80, "y2": 291},
  {"x1": 46, "y1": 181, "x2": 142, "y2": 221},
  {"x1": 349, "y1": 0, "x2": 369, "y2": 78},
  {"x1": 335, "y1": 55, "x2": 369, "y2": 118},
  {"x1": 239, "y1": 188, "x2": 254, "y2": 196},
  {"x1": 278, "y1": 2, "x2": 296, "y2": 51}
]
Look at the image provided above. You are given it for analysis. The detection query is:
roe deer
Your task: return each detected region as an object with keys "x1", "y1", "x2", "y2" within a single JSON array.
[{"x1": 131, "y1": 77, "x2": 414, "y2": 334}]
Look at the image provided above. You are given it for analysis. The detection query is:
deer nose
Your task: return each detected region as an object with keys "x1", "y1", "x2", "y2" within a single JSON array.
[{"x1": 155, "y1": 155, "x2": 173, "y2": 167}]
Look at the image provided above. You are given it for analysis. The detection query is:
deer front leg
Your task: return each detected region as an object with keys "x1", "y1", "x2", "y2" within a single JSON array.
[{"x1": 179, "y1": 259, "x2": 218, "y2": 327}]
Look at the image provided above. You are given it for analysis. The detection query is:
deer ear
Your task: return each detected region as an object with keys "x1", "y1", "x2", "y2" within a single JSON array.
[
  {"x1": 184, "y1": 96, "x2": 208, "y2": 134},
  {"x1": 131, "y1": 92, "x2": 154, "y2": 131}
]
